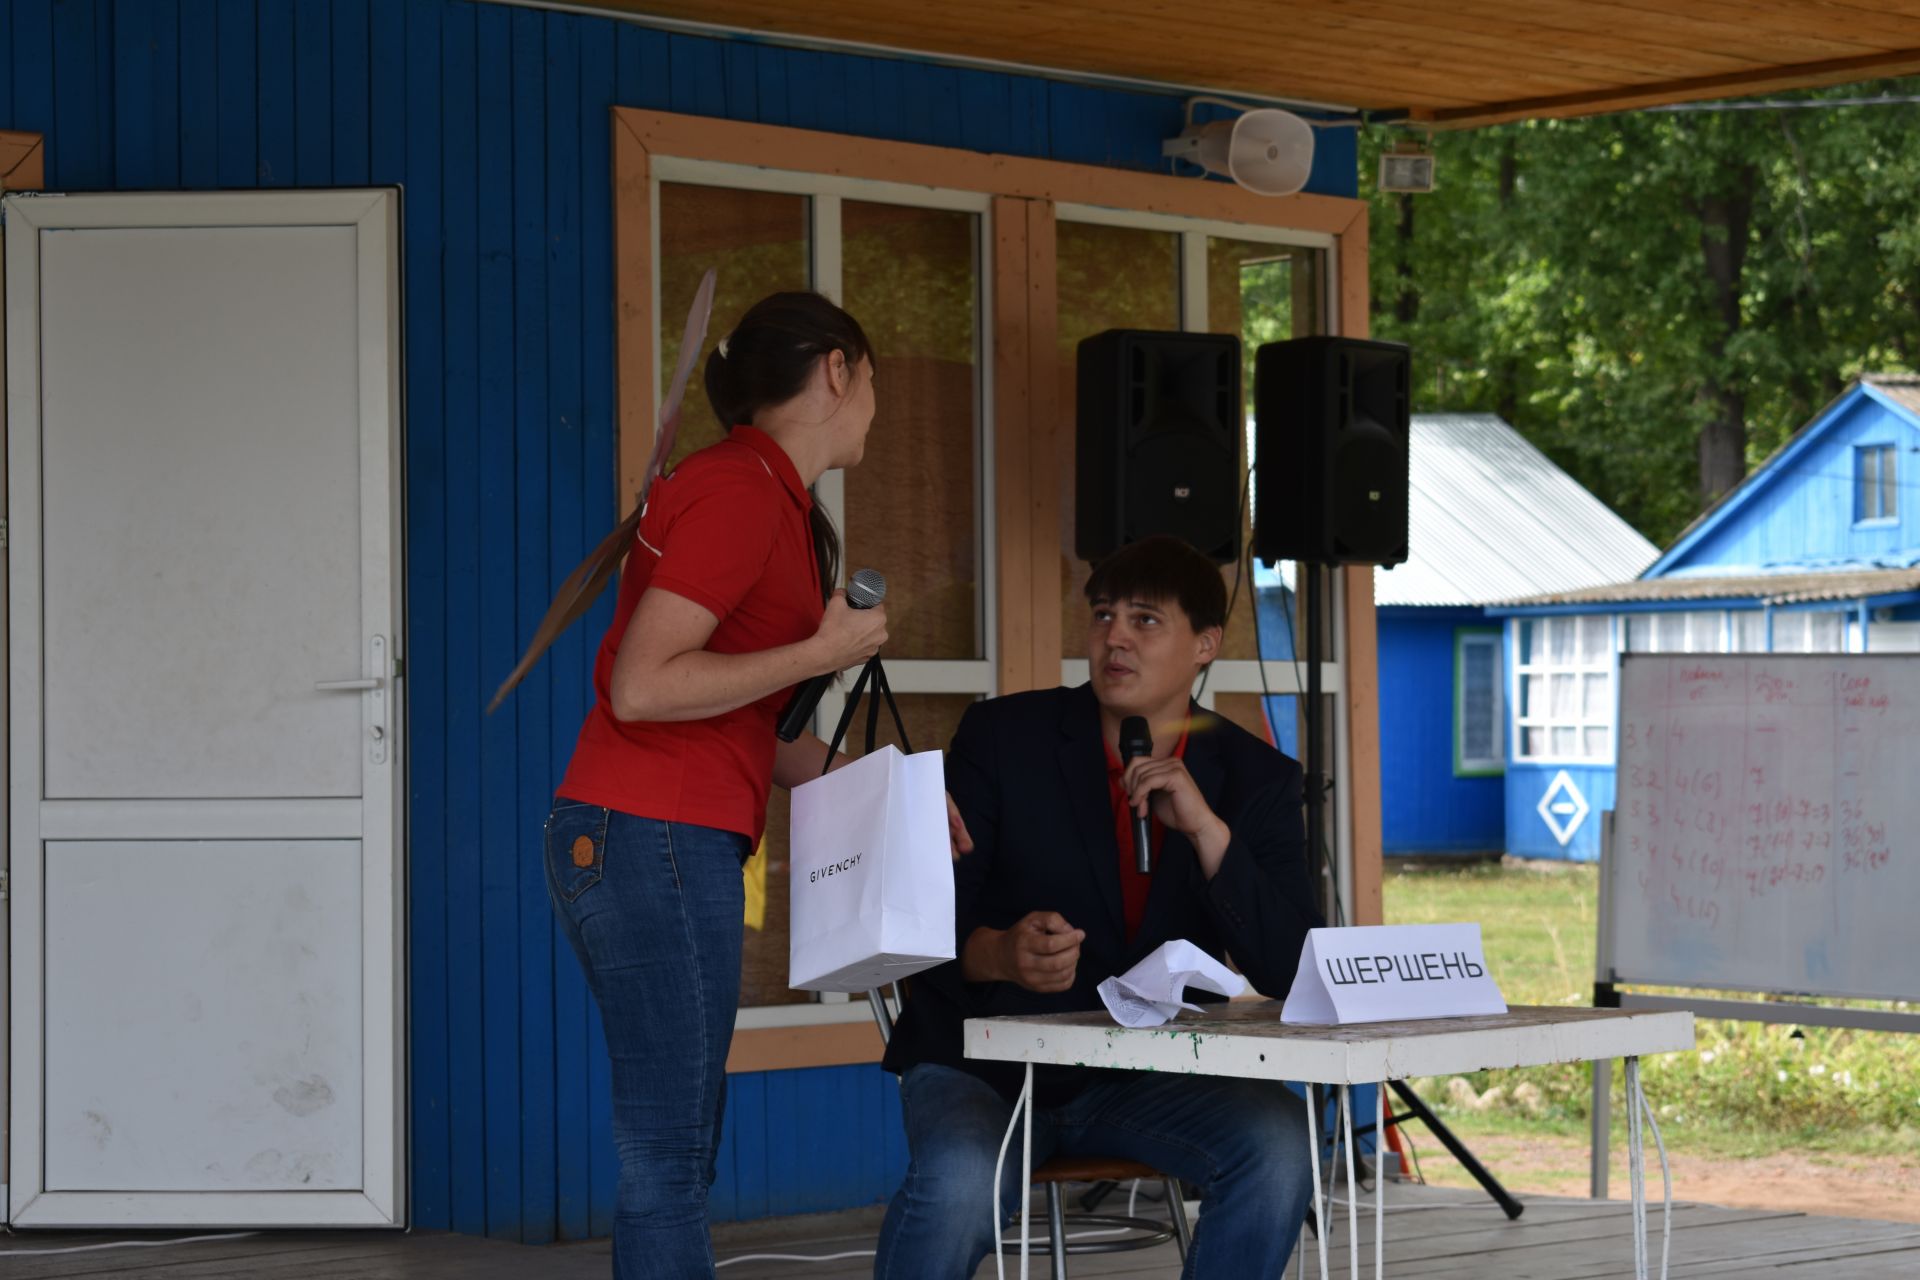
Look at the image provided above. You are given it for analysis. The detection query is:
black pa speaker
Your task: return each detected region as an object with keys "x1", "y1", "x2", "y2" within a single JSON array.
[
  {"x1": 1075, "y1": 329, "x2": 1241, "y2": 564},
  {"x1": 1252, "y1": 336, "x2": 1410, "y2": 566}
]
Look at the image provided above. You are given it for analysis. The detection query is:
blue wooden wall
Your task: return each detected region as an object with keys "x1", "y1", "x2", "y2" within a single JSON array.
[
  {"x1": 1658, "y1": 389, "x2": 1920, "y2": 574},
  {"x1": 0, "y1": 0, "x2": 1354, "y2": 1242},
  {"x1": 1376, "y1": 608, "x2": 1504, "y2": 855}
]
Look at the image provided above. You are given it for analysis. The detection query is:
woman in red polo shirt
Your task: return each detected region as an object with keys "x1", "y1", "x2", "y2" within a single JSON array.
[{"x1": 544, "y1": 292, "x2": 888, "y2": 1279}]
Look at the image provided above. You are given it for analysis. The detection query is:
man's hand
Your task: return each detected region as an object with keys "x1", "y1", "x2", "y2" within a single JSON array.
[
  {"x1": 946, "y1": 791, "x2": 975, "y2": 860},
  {"x1": 1123, "y1": 755, "x2": 1231, "y2": 877},
  {"x1": 962, "y1": 912, "x2": 1085, "y2": 993}
]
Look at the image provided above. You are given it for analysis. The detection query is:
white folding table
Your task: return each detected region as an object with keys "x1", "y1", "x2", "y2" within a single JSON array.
[{"x1": 965, "y1": 1001, "x2": 1695, "y2": 1279}]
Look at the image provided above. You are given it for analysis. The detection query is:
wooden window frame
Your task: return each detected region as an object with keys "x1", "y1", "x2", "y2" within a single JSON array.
[{"x1": 611, "y1": 108, "x2": 1380, "y2": 1068}]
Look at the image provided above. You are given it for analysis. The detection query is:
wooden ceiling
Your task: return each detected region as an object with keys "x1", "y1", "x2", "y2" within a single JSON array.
[{"x1": 573, "y1": 0, "x2": 1920, "y2": 127}]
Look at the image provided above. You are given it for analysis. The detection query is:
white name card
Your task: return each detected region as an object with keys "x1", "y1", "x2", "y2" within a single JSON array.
[{"x1": 1281, "y1": 923, "x2": 1507, "y2": 1025}]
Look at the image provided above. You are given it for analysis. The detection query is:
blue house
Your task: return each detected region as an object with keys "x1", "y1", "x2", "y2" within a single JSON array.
[
  {"x1": 1375, "y1": 415, "x2": 1656, "y2": 856},
  {"x1": 1487, "y1": 376, "x2": 1920, "y2": 861}
]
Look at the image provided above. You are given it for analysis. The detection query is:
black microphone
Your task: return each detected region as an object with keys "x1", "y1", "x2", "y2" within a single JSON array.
[
  {"x1": 776, "y1": 568, "x2": 887, "y2": 742},
  {"x1": 1119, "y1": 715, "x2": 1153, "y2": 874}
]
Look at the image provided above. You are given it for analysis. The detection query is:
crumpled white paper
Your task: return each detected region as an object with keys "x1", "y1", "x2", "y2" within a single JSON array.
[{"x1": 1096, "y1": 939, "x2": 1247, "y2": 1028}]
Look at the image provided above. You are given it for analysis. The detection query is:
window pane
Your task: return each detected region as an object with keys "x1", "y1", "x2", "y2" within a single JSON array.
[
  {"x1": 660, "y1": 185, "x2": 813, "y2": 1010},
  {"x1": 1551, "y1": 726, "x2": 1577, "y2": 756},
  {"x1": 1519, "y1": 620, "x2": 1538, "y2": 666},
  {"x1": 1461, "y1": 640, "x2": 1497, "y2": 762},
  {"x1": 1058, "y1": 222, "x2": 1180, "y2": 658},
  {"x1": 658, "y1": 184, "x2": 810, "y2": 467},
  {"x1": 1579, "y1": 616, "x2": 1610, "y2": 662},
  {"x1": 1774, "y1": 615, "x2": 1808, "y2": 653},
  {"x1": 1731, "y1": 611, "x2": 1768, "y2": 652},
  {"x1": 1884, "y1": 446, "x2": 1898, "y2": 519},
  {"x1": 1858, "y1": 446, "x2": 1877, "y2": 520},
  {"x1": 1583, "y1": 673, "x2": 1610, "y2": 719},
  {"x1": 1625, "y1": 616, "x2": 1655, "y2": 653},
  {"x1": 1520, "y1": 727, "x2": 1544, "y2": 758},
  {"x1": 1208, "y1": 237, "x2": 1327, "y2": 661},
  {"x1": 1550, "y1": 673, "x2": 1575, "y2": 718},
  {"x1": 842, "y1": 201, "x2": 981, "y2": 659},
  {"x1": 1681, "y1": 611, "x2": 1718, "y2": 653},
  {"x1": 1547, "y1": 619, "x2": 1574, "y2": 663},
  {"x1": 1584, "y1": 727, "x2": 1610, "y2": 759},
  {"x1": 1809, "y1": 611, "x2": 1844, "y2": 653},
  {"x1": 1656, "y1": 613, "x2": 1686, "y2": 653},
  {"x1": 1521, "y1": 673, "x2": 1544, "y2": 718}
]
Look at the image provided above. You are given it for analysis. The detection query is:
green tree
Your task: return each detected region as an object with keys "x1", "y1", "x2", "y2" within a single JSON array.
[{"x1": 1363, "y1": 82, "x2": 1920, "y2": 546}]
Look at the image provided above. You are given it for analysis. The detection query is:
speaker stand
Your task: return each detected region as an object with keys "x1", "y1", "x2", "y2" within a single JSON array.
[{"x1": 1298, "y1": 562, "x2": 1519, "y2": 1220}]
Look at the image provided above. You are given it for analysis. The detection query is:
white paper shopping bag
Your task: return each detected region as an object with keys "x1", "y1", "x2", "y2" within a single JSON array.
[{"x1": 788, "y1": 743, "x2": 955, "y2": 992}]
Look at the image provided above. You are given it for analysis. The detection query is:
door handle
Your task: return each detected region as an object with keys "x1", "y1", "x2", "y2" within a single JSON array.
[{"x1": 315, "y1": 636, "x2": 392, "y2": 766}]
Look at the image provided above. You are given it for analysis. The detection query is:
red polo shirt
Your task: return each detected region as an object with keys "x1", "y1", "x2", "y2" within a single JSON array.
[
  {"x1": 559, "y1": 426, "x2": 823, "y2": 842},
  {"x1": 1104, "y1": 728, "x2": 1190, "y2": 941}
]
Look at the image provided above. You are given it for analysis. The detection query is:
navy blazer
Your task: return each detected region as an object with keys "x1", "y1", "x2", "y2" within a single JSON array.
[{"x1": 882, "y1": 683, "x2": 1323, "y2": 1102}]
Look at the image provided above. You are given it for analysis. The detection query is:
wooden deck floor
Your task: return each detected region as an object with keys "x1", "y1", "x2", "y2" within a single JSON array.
[{"x1": 0, "y1": 1182, "x2": 1915, "y2": 1278}]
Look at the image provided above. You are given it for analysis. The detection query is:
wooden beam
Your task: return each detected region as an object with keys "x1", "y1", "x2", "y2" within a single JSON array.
[
  {"x1": 991, "y1": 196, "x2": 1035, "y2": 695},
  {"x1": 1024, "y1": 198, "x2": 1061, "y2": 689},
  {"x1": 1422, "y1": 46, "x2": 1920, "y2": 128},
  {"x1": 725, "y1": 1021, "x2": 884, "y2": 1073},
  {"x1": 1336, "y1": 202, "x2": 1384, "y2": 929},
  {"x1": 0, "y1": 131, "x2": 46, "y2": 192},
  {"x1": 612, "y1": 109, "x2": 655, "y2": 513}
]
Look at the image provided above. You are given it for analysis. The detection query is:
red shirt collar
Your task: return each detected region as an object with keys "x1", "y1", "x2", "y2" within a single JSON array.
[
  {"x1": 730, "y1": 424, "x2": 814, "y2": 512},
  {"x1": 1103, "y1": 724, "x2": 1191, "y2": 773}
]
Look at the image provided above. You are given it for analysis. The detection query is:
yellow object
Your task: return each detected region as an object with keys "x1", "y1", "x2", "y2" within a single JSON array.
[{"x1": 743, "y1": 836, "x2": 767, "y2": 931}]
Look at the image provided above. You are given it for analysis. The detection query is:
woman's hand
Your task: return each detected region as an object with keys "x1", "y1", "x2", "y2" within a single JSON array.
[{"x1": 808, "y1": 589, "x2": 889, "y2": 674}]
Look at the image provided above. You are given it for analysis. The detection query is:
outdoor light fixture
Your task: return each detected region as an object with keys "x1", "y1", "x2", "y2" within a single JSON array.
[
  {"x1": 1162, "y1": 98, "x2": 1316, "y2": 196},
  {"x1": 1378, "y1": 138, "x2": 1436, "y2": 193}
]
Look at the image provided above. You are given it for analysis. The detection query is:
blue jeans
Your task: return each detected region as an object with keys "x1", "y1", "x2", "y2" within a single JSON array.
[
  {"x1": 545, "y1": 802, "x2": 749, "y2": 1280},
  {"x1": 875, "y1": 1063, "x2": 1313, "y2": 1280}
]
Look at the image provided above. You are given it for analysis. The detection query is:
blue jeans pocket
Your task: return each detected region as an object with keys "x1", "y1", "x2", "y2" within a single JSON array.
[{"x1": 545, "y1": 799, "x2": 610, "y2": 903}]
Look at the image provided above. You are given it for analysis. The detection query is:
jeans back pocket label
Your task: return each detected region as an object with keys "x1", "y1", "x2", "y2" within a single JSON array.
[{"x1": 571, "y1": 835, "x2": 596, "y2": 868}]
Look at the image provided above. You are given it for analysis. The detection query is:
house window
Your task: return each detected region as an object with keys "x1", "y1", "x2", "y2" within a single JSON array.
[
  {"x1": 1856, "y1": 444, "x2": 1897, "y2": 522},
  {"x1": 1729, "y1": 611, "x2": 1768, "y2": 652},
  {"x1": 1773, "y1": 610, "x2": 1847, "y2": 653},
  {"x1": 1514, "y1": 616, "x2": 1612, "y2": 762},
  {"x1": 1624, "y1": 610, "x2": 1724, "y2": 653},
  {"x1": 1455, "y1": 630, "x2": 1503, "y2": 776}
]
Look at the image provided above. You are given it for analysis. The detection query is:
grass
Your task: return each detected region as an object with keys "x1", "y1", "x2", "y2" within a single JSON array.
[{"x1": 1383, "y1": 860, "x2": 1920, "y2": 1162}]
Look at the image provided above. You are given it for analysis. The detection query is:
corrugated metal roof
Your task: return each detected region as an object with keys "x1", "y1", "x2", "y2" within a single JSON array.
[
  {"x1": 1496, "y1": 567, "x2": 1920, "y2": 609},
  {"x1": 1864, "y1": 372, "x2": 1920, "y2": 418},
  {"x1": 1374, "y1": 414, "x2": 1659, "y2": 607}
]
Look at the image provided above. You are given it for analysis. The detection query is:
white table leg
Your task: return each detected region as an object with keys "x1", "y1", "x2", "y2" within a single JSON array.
[
  {"x1": 1626, "y1": 1056, "x2": 1647, "y2": 1280},
  {"x1": 1340, "y1": 1086, "x2": 1358, "y2": 1280},
  {"x1": 1375, "y1": 1083, "x2": 1384, "y2": 1280},
  {"x1": 1304, "y1": 1085, "x2": 1328, "y2": 1280},
  {"x1": 1021, "y1": 1062, "x2": 1034, "y2": 1280}
]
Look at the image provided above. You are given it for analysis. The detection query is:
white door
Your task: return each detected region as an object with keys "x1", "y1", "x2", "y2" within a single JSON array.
[{"x1": 3, "y1": 191, "x2": 404, "y2": 1227}]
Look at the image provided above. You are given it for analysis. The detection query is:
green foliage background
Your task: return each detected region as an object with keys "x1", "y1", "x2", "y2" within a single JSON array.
[{"x1": 1362, "y1": 83, "x2": 1920, "y2": 546}]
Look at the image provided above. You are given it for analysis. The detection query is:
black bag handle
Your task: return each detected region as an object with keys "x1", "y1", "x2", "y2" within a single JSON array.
[{"x1": 820, "y1": 656, "x2": 913, "y2": 775}]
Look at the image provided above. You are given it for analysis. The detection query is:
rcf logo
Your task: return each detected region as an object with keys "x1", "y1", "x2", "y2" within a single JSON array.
[{"x1": 808, "y1": 852, "x2": 864, "y2": 884}]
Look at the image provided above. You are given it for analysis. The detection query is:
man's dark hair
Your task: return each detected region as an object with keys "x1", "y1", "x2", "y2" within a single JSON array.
[{"x1": 1083, "y1": 535, "x2": 1228, "y2": 633}]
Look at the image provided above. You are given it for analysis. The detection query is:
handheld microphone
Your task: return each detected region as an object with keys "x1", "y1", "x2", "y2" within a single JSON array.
[
  {"x1": 1119, "y1": 715, "x2": 1153, "y2": 874},
  {"x1": 775, "y1": 568, "x2": 887, "y2": 742}
]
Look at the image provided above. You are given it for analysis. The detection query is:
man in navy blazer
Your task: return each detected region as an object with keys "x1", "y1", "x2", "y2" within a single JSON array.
[{"x1": 876, "y1": 536, "x2": 1321, "y2": 1280}]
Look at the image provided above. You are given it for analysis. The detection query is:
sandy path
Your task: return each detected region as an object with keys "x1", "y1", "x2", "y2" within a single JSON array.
[{"x1": 1409, "y1": 1131, "x2": 1920, "y2": 1224}]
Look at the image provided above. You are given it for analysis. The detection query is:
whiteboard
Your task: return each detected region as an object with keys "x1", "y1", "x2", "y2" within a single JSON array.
[{"x1": 1603, "y1": 654, "x2": 1920, "y2": 1002}]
